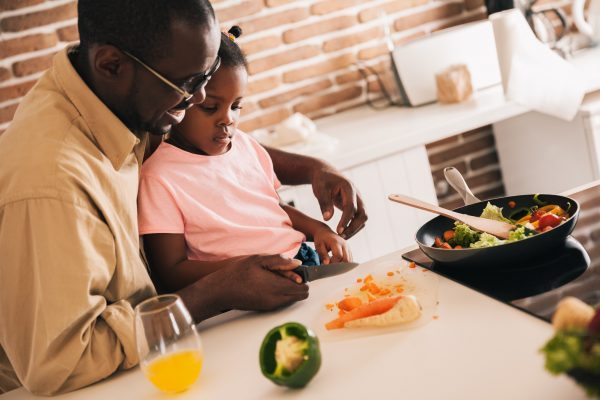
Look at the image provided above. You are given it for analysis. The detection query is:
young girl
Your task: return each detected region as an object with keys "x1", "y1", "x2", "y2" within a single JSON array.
[{"x1": 138, "y1": 27, "x2": 351, "y2": 291}]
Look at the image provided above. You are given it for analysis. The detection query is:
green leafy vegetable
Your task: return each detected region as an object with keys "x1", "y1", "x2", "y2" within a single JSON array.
[
  {"x1": 448, "y1": 222, "x2": 480, "y2": 247},
  {"x1": 479, "y1": 202, "x2": 512, "y2": 223},
  {"x1": 469, "y1": 232, "x2": 505, "y2": 248}
]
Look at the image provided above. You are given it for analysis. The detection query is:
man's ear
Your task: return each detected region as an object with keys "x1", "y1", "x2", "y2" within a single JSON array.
[{"x1": 91, "y1": 44, "x2": 131, "y2": 80}]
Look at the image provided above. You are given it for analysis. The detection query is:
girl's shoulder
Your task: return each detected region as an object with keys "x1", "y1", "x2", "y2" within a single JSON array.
[{"x1": 141, "y1": 141, "x2": 182, "y2": 176}]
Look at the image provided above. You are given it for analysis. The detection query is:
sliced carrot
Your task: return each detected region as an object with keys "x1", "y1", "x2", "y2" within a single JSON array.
[
  {"x1": 367, "y1": 282, "x2": 381, "y2": 295},
  {"x1": 366, "y1": 292, "x2": 377, "y2": 302},
  {"x1": 364, "y1": 274, "x2": 374, "y2": 283},
  {"x1": 338, "y1": 309, "x2": 346, "y2": 317},
  {"x1": 337, "y1": 296, "x2": 363, "y2": 312},
  {"x1": 396, "y1": 287, "x2": 404, "y2": 293},
  {"x1": 409, "y1": 262, "x2": 416, "y2": 269},
  {"x1": 508, "y1": 201, "x2": 516, "y2": 208},
  {"x1": 360, "y1": 284, "x2": 368, "y2": 292},
  {"x1": 443, "y1": 230, "x2": 455, "y2": 241},
  {"x1": 325, "y1": 303, "x2": 334, "y2": 311},
  {"x1": 356, "y1": 278, "x2": 363, "y2": 283},
  {"x1": 325, "y1": 296, "x2": 402, "y2": 330},
  {"x1": 386, "y1": 271, "x2": 394, "y2": 277},
  {"x1": 440, "y1": 242, "x2": 452, "y2": 250},
  {"x1": 454, "y1": 245, "x2": 463, "y2": 249},
  {"x1": 434, "y1": 237, "x2": 443, "y2": 248},
  {"x1": 380, "y1": 288, "x2": 391, "y2": 296}
]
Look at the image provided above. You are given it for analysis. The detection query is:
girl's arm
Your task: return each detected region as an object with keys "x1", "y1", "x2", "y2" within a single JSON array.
[
  {"x1": 280, "y1": 204, "x2": 351, "y2": 264},
  {"x1": 143, "y1": 233, "x2": 237, "y2": 292}
]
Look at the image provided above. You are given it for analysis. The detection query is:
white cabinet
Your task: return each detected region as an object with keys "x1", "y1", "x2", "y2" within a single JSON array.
[
  {"x1": 493, "y1": 96, "x2": 600, "y2": 195},
  {"x1": 279, "y1": 145, "x2": 437, "y2": 262}
]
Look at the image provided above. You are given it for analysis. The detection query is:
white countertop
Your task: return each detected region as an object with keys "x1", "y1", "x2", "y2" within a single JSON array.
[
  {"x1": 286, "y1": 46, "x2": 600, "y2": 171},
  {"x1": 1, "y1": 249, "x2": 586, "y2": 400}
]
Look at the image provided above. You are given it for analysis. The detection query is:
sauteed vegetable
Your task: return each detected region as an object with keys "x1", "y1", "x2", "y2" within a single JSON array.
[{"x1": 433, "y1": 195, "x2": 570, "y2": 250}]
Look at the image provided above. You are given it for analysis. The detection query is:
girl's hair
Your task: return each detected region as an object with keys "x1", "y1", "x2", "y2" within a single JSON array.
[{"x1": 219, "y1": 26, "x2": 247, "y2": 69}]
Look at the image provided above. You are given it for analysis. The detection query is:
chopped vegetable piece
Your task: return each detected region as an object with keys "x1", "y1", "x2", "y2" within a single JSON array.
[
  {"x1": 508, "y1": 200, "x2": 516, "y2": 208},
  {"x1": 259, "y1": 322, "x2": 321, "y2": 388},
  {"x1": 337, "y1": 297, "x2": 362, "y2": 312},
  {"x1": 386, "y1": 271, "x2": 394, "y2": 277},
  {"x1": 480, "y1": 202, "x2": 512, "y2": 223},
  {"x1": 440, "y1": 242, "x2": 452, "y2": 250},
  {"x1": 408, "y1": 262, "x2": 416, "y2": 269},
  {"x1": 538, "y1": 213, "x2": 562, "y2": 230},
  {"x1": 443, "y1": 230, "x2": 455, "y2": 241},
  {"x1": 434, "y1": 237, "x2": 443, "y2": 248}
]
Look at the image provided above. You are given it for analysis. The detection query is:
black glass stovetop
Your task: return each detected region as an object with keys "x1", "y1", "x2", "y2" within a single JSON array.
[{"x1": 402, "y1": 236, "x2": 600, "y2": 322}]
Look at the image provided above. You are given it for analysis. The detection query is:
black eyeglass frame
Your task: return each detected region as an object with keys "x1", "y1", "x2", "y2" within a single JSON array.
[{"x1": 121, "y1": 49, "x2": 221, "y2": 110}]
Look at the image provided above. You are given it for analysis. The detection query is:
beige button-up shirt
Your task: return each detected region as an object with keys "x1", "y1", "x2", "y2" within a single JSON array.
[{"x1": 0, "y1": 46, "x2": 156, "y2": 395}]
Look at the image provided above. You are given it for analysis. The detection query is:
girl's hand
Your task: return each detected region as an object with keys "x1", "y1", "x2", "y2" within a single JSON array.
[{"x1": 312, "y1": 225, "x2": 352, "y2": 265}]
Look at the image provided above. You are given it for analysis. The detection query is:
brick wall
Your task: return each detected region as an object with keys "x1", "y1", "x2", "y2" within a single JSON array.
[
  {"x1": 426, "y1": 125, "x2": 505, "y2": 208},
  {"x1": 0, "y1": 0, "x2": 488, "y2": 133},
  {"x1": 0, "y1": 0, "x2": 570, "y2": 206}
]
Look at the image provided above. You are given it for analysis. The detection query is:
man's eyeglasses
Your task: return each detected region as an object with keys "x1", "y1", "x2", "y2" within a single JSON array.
[{"x1": 122, "y1": 49, "x2": 221, "y2": 110}]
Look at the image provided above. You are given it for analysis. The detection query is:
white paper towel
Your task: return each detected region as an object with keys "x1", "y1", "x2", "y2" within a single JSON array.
[{"x1": 490, "y1": 9, "x2": 586, "y2": 121}]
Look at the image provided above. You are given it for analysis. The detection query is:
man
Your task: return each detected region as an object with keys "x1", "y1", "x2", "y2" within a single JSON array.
[{"x1": 0, "y1": 0, "x2": 367, "y2": 395}]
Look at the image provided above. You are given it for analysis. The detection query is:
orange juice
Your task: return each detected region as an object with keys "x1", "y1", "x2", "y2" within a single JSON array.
[{"x1": 144, "y1": 350, "x2": 203, "y2": 393}]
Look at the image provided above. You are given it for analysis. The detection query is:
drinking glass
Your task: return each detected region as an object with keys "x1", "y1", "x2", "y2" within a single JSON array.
[{"x1": 134, "y1": 294, "x2": 203, "y2": 393}]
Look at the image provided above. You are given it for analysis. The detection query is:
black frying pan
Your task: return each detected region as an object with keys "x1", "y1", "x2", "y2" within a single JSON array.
[{"x1": 415, "y1": 194, "x2": 579, "y2": 269}]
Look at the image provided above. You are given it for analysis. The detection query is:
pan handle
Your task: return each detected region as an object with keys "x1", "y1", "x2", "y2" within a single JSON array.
[{"x1": 444, "y1": 167, "x2": 481, "y2": 206}]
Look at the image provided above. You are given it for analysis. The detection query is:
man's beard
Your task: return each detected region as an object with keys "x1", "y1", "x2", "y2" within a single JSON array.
[{"x1": 120, "y1": 84, "x2": 170, "y2": 136}]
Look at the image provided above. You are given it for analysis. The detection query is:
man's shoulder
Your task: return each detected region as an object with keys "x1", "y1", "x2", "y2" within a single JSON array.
[{"x1": 0, "y1": 100, "x2": 102, "y2": 208}]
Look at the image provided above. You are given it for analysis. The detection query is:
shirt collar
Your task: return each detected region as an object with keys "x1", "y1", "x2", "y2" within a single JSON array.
[{"x1": 53, "y1": 45, "x2": 140, "y2": 170}]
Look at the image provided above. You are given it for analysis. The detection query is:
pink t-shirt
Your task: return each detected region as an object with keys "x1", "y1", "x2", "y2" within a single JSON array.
[{"x1": 137, "y1": 132, "x2": 305, "y2": 261}]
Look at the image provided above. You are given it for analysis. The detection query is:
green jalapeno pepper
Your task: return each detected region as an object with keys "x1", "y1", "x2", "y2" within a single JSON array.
[{"x1": 259, "y1": 322, "x2": 321, "y2": 389}]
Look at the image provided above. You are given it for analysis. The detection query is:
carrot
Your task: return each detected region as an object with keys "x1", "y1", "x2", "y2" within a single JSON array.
[
  {"x1": 454, "y1": 245, "x2": 463, "y2": 249},
  {"x1": 325, "y1": 296, "x2": 402, "y2": 330},
  {"x1": 443, "y1": 230, "x2": 455, "y2": 241},
  {"x1": 380, "y1": 288, "x2": 391, "y2": 296},
  {"x1": 337, "y1": 296, "x2": 363, "y2": 312},
  {"x1": 434, "y1": 237, "x2": 443, "y2": 248},
  {"x1": 364, "y1": 274, "x2": 374, "y2": 283},
  {"x1": 386, "y1": 271, "x2": 394, "y2": 277},
  {"x1": 367, "y1": 282, "x2": 381, "y2": 295},
  {"x1": 440, "y1": 242, "x2": 452, "y2": 250},
  {"x1": 508, "y1": 201, "x2": 516, "y2": 208},
  {"x1": 408, "y1": 262, "x2": 416, "y2": 269}
]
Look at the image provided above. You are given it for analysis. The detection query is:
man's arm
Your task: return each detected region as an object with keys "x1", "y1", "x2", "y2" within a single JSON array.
[
  {"x1": 178, "y1": 254, "x2": 309, "y2": 322},
  {"x1": 265, "y1": 146, "x2": 368, "y2": 239},
  {"x1": 0, "y1": 199, "x2": 147, "y2": 395}
]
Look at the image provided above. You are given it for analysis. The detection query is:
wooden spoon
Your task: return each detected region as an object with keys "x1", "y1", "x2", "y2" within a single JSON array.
[{"x1": 388, "y1": 194, "x2": 515, "y2": 239}]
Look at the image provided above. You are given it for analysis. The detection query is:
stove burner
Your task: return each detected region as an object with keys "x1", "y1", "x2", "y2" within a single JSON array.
[{"x1": 402, "y1": 236, "x2": 592, "y2": 322}]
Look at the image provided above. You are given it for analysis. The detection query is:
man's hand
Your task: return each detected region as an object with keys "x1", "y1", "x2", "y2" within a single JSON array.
[
  {"x1": 312, "y1": 166, "x2": 368, "y2": 239},
  {"x1": 312, "y1": 225, "x2": 351, "y2": 265},
  {"x1": 218, "y1": 255, "x2": 309, "y2": 311}
]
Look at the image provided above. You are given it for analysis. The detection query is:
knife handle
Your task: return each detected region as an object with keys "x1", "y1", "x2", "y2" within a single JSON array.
[{"x1": 292, "y1": 266, "x2": 309, "y2": 283}]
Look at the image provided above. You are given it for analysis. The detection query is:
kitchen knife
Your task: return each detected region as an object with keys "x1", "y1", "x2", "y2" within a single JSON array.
[{"x1": 292, "y1": 262, "x2": 360, "y2": 282}]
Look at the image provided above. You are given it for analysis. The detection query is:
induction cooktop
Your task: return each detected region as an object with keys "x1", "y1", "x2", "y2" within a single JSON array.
[{"x1": 402, "y1": 236, "x2": 599, "y2": 322}]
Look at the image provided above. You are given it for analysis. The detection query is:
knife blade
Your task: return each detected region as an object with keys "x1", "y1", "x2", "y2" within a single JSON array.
[{"x1": 292, "y1": 262, "x2": 360, "y2": 282}]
